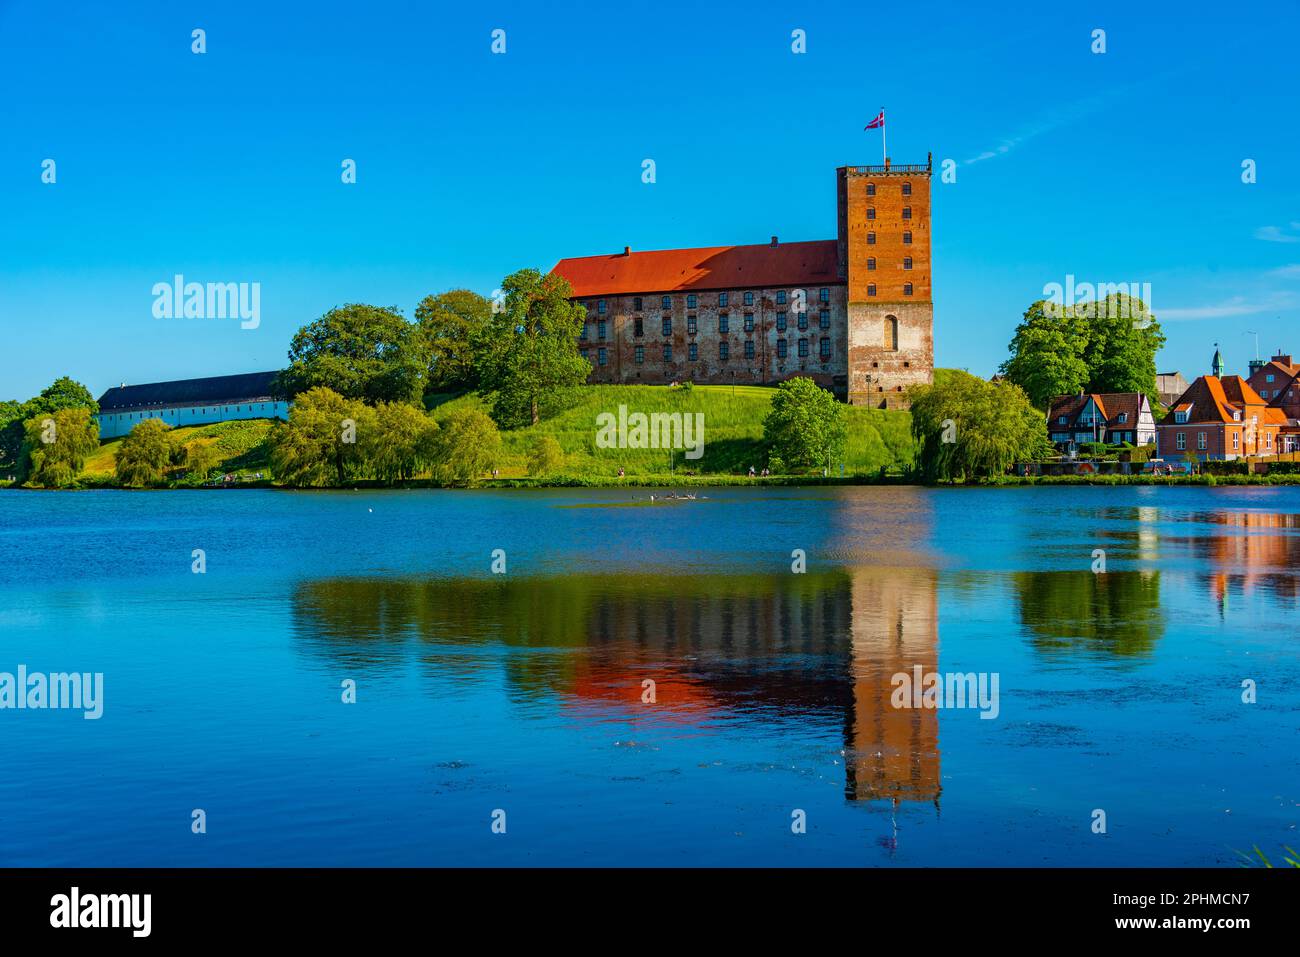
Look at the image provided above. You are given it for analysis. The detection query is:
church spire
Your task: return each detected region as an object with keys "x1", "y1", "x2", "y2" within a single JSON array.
[{"x1": 1212, "y1": 343, "x2": 1224, "y2": 378}]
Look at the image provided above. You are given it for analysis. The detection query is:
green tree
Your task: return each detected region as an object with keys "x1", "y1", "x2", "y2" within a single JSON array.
[
  {"x1": 999, "y1": 301, "x2": 1090, "y2": 409},
  {"x1": 908, "y1": 370, "x2": 1052, "y2": 482},
  {"x1": 363, "y1": 402, "x2": 440, "y2": 483},
  {"x1": 762, "y1": 377, "x2": 847, "y2": 471},
  {"x1": 477, "y1": 269, "x2": 589, "y2": 427},
  {"x1": 115, "y1": 419, "x2": 174, "y2": 487},
  {"x1": 21, "y1": 407, "x2": 99, "y2": 488},
  {"x1": 414, "y1": 289, "x2": 492, "y2": 393},
  {"x1": 431, "y1": 407, "x2": 500, "y2": 485},
  {"x1": 526, "y1": 434, "x2": 565, "y2": 476},
  {"x1": 281, "y1": 304, "x2": 427, "y2": 405},
  {"x1": 3, "y1": 376, "x2": 99, "y2": 473},
  {"x1": 181, "y1": 441, "x2": 222, "y2": 485},
  {"x1": 269, "y1": 386, "x2": 374, "y2": 486},
  {"x1": 1082, "y1": 294, "x2": 1165, "y2": 399}
]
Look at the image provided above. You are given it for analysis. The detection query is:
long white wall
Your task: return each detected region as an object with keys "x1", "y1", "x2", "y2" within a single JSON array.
[{"x1": 97, "y1": 401, "x2": 289, "y2": 440}]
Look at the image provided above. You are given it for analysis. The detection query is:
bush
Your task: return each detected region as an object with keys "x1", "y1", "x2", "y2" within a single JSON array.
[
  {"x1": 762, "y1": 377, "x2": 846, "y2": 472},
  {"x1": 526, "y1": 435, "x2": 565, "y2": 476}
]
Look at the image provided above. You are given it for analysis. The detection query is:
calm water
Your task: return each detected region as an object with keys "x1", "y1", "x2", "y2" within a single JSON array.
[{"x1": 0, "y1": 486, "x2": 1296, "y2": 866}]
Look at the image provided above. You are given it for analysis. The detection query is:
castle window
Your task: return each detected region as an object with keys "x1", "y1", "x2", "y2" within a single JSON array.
[
  {"x1": 903, "y1": 257, "x2": 913, "y2": 270},
  {"x1": 867, "y1": 258, "x2": 876, "y2": 270},
  {"x1": 867, "y1": 232, "x2": 876, "y2": 245},
  {"x1": 662, "y1": 317, "x2": 672, "y2": 336},
  {"x1": 744, "y1": 291, "x2": 754, "y2": 306},
  {"x1": 776, "y1": 290, "x2": 787, "y2": 305},
  {"x1": 633, "y1": 297, "x2": 643, "y2": 311},
  {"x1": 687, "y1": 294, "x2": 698, "y2": 309},
  {"x1": 634, "y1": 318, "x2": 644, "y2": 337},
  {"x1": 797, "y1": 312, "x2": 808, "y2": 331},
  {"x1": 777, "y1": 338, "x2": 788, "y2": 358},
  {"x1": 661, "y1": 295, "x2": 672, "y2": 309},
  {"x1": 635, "y1": 346, "x2": 645, "y2": 364},
  {"x1": 820, "y1": 338, "x2": 832, "y2": 359},
  {"x1": 744, "y1": 340, "x2": 755, "y2": 359},
  {"x1": 798, "y1": 339, "x2": 809, "y2": 358},
  {"x1": 819, "y1": 288, "x2": 829, "y2": 303},
  {"x1": 597, "y1": 299, "x2": 606, "y2": 315},
  {"x1": 903, "y1": 282, "x2": 914, "y2": 296},
  {"x1": 719, "y1": 313, "x2": 729, "y2": 333},
  {"x1": 743, "y1": 313, "x2": 754, "y2": 332},
  {"x1": 865, "y1": 183, "x2": 876, "y2": 196},
  {"x1": 719, "y1": 292, "x2": 728, "y2": 306},
  {"x1": 719, "y1": 342, "x2": 729, "y2": 360},
  {"x1": 866, "y1": 207, "x2": 876, "y2": 220},
  {"x1": 597, "y1": 320, "x2": 606, "y2": 339},
  {"x1": 776, "y1": 312, "x2": 787, "y2": 331},
  {"x1": 867, "y1": 284, "x2": 877, "y2": 297},
  {"x1": 902, "y1": 206, "x2": 912, "y2": 219},
  {"x1": 902, "y1": 182, "x2": 912, "y2": 196},
  {"x1": 664, "y1": 343, "x2": 673, "y2": 362},
  {"x1": 687, "y1": 315, "x2": 697, "y2": 334},
  {"x1": 598, "y1": 348, "x2": 607, "y2": 366},
  {"x1": 903, "y1": 231, "x2": 912, "y2": 244},
  {"x1": 580, "y1": 322, "x2": 588, "y2": 340},
  {"x1": 885, "y1": 315, "x2": 899, "y2": 351},
  {"x1": 689, "y1": 342, "x2": 698, "y2": 361},
  {"x1": 819, "y1": 310, "x2": 830, "y2": 329}
]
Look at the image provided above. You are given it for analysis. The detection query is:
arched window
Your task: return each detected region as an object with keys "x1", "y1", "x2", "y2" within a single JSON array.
[{"x1": 885, "y1": 315, "x2": 899, "y2": 351}]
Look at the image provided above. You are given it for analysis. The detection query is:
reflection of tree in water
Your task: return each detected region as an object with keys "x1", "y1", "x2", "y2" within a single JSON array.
[{"x1": 1014, "y1": 571, "x2": 1164, "y2": 658}]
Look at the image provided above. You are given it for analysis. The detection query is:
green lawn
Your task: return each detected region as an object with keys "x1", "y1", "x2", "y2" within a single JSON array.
[{"x1": 83, "y1": 418, "x2": 277, "y2": 479}]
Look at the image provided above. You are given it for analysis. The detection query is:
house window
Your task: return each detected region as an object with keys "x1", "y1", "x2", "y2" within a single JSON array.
[
  {"x1": 743, "y1": 313, "x2": 754, "y2": 332},
  {"x1": 867, "y1": 283, "x2": 877, "y2": 297},
  {"x1": 1117, "y1": 412, "x2": 1127, "y2": 423},
  {"x1": 819, "y1": 288, "x2": 830, "y2": 303},
  {"x1": 719, "y1": 342, "x2": 729, "y2": 360},
  {"x1": 776, "y1": 290, "x2": 787, "y2": 305},
  {"x1": 820, "y1": 337, "x2": 832, "y2": 359},
  {"x1": 797, "y1": 312, "x2": 808, "y2": 330},
  {"x1": 865, "y1": 183, "x2": 875, "y2": 196},
  {"x1": 776, "y1": 312, "x2": 787, "y2": 331},
  {"x1": 1176, "y1": 432, "x2": 1186, "y2": 450},
  {"x1": 1266, "y1": 432, "x2": 1273, "y2": 449},
  {"x1": 867, "y1": 258, "x2": 876, "y2": 270},
  {"x1": 819, "y1": 309, "x2": 830, "y2": 329},
  {"x1": 867, "y1": 232, "x2": 876, "y2": 245},
  {"x1": 1233, "y1": 432, "x2": 1240, "y2": 450},
  {"x1": 798, "y1": 339, "x2": 809, "y2": 358},
  {"x1": 597, "y1": 299, "x2": 606, "y2": 315},
  {"x1": 867, "y1": 207, "x2": 876, "y2": 220},
  {"x1": 744, "y1": 291, "x2": 754, "y2": 306},
  {"x1": 719, "y1": 292, "x2": 728, "y2": 306},
  {"x1": 597, "y1": 320, "x2": 606, "y2": 339},
  {"x1": 633, "y1": 297, "x2": 642, "y2": 311},
  {"x1": 719, "y1": 313, "x2": 729, "y2": 333},
  {"x1": 1266, "y1": 373, "x2": 1275, "y2": 382},
  {"x1": 661, "y1": 295, "x2": 671, "y2": 309},
  {"x1": 777, "y1": 338, "x2": 788, "y2": 358},
  {"x1": 662, "y1": 317, "x2": 672, "y2": 336},
  {"x1": 1197, "y1": 432, "x2": 1207, "y2": 450},
  {"x1": 663, "y1": 343, "x2": 673, "y2": 362},
  {"x1": 744, "y1": 340, "x2": 755, "y2": 359},
  {"x1": 903, "y1": 257, "x2": 913, "y2": 270},
  {"x1": 902, "y1": 206, "x2": 912, "y2": 219},
  {"x1": 1175, "y1": 410, "x2": 1189, "y2": 423},
  {"x1": 903, "y1": 231, "x2": 912, "y2": 244},
  {"x1": 687, "y1": 293, "x2": 697, "y2": 309},
  {"x1": 1261, "y1": 390, "x2": 1270, "y2": 399},
  {"x1": 598, "y1": 348, "x2": 607, "y2": 366},
  {"x1": 687, "y1": 315, "x2": 697, "y2": 334},
  {"x1": 635, "y1": 346, "x2": 645, "y2": 364},
  {"x1": 903, "y1": 282, "x2": 914, "y2": 296},
  {"x1": 688, "y1": 342, "x2": 698, "y2": 361},
  {"x1": 634, "y1": 318, "x2": 644, "y2": 337}
]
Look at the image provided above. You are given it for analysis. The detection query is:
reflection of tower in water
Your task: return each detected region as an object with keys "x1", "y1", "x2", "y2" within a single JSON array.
[{"x1": 845, "y1": 567, "x2": 941, "y2": 808}]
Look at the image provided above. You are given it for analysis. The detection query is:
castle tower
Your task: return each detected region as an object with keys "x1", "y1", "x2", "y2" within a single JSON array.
[{"x1": 837, "y1": 158, "x2": 935, "y2": 408}]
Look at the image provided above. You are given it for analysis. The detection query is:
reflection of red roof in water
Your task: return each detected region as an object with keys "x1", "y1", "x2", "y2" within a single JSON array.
[{"x1": 563, "y1": 667, "x2": 721, "y2": 721}]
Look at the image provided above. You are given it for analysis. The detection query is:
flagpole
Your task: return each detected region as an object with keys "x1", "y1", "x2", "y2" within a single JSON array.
[{"x1": 881, "y1": 107, "x2": 886, "y2": 165}]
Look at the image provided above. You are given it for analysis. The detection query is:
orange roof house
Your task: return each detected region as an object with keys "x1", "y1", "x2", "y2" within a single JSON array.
[{"x1": 1157, "y1": 361, "x2": 1284, "y2": 460}]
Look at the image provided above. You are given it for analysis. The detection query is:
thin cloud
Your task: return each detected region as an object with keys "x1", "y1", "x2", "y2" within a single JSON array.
[
  {"x1": 1161, "y1": 291, "x2": 1296, "y2": 321},
  {"x1": 1268, "y1": 264, "x2": 1300, "y2": 278},
  {"x1": 1255, "y1": 223, "x2": 1300, "y2": 243}
]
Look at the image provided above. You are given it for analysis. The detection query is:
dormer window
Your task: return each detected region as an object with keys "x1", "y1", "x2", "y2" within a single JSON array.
[
  {"x1": 1233, "y1": 411, "x2": 1241, "y2": 421},
  {"x1": 1174, "y1": 409, "x2": 1190, "y2": 423},
  {"x1": 1117, "y1": 412, "x2": 1127, "y2": 423},
  {"x1": 1058, "y1": 416, "x2": 1067, "y2": 425}
]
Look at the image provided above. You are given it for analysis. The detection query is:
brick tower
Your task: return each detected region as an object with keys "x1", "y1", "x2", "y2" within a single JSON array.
[{"x1": 837, "y1": 157, "x2": 934, "y2": 408}]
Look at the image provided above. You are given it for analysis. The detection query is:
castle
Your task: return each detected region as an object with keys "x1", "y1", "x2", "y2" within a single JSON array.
[{"x1": 551, "y1": 158, "x2": 935, "y2": 407}]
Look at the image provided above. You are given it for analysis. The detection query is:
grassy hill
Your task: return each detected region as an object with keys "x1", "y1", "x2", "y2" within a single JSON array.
[{"x1": 83, "y1": 418, "x2": 276, "y2": 480}]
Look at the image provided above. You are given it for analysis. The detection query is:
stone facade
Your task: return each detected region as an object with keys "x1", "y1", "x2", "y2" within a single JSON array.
[{"x1": 553, "y1": 159, "x2": 935, "y2": 406}]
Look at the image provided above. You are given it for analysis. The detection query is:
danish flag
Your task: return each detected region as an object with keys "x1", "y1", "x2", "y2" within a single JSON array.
[{"x1": 864, "y1": 111, "x2": 885, "y2": 130}]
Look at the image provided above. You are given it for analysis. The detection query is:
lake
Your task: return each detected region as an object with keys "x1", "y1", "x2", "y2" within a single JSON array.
[{"x1": 0, "y1": 485, "x2": 1295, "y2": 866}]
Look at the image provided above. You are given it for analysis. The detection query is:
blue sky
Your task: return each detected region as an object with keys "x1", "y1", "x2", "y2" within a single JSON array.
[{"x1": 2, "y1": 0, "x2": 1298, "y2": 400}]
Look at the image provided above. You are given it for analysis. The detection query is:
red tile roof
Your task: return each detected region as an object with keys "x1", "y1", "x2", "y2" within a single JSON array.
[
  {"x1": 1159, "y1": 375, "x2": 1275, "y2": 425},
  {"x1": 552, "y1": 240, "x2": 842, "y2": 298}
]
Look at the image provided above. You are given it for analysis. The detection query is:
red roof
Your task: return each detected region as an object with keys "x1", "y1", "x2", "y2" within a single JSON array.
[
  {"x1": 552, "y1": 240, "x2": 842, "y2": 298},
  {"x1": 1159, "y1": 375, "x2": 1277, "y2": 425}
]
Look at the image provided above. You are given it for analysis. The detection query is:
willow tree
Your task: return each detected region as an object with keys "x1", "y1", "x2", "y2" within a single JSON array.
[
  {"x1": 21, "y1": 407, "x2": 99, "y2": 488},
  {"x1": 115, "y1": 419, "x2": 174, "y2": 487},
  {"x1": 269, "y1": 386, "x2": 374, "y2": 486}
]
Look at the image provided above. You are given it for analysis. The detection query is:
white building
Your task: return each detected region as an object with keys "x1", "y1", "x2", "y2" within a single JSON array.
[{"x1": 96, "y1": 371, "x2": 288, "y2": 440}]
